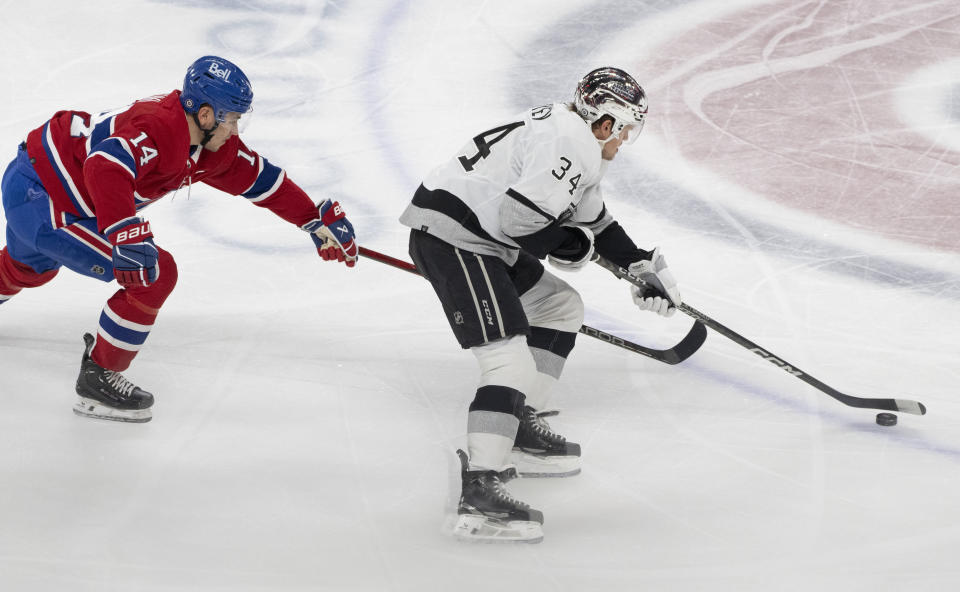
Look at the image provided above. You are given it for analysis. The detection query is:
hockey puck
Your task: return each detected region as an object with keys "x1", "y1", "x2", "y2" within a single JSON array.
[{"x1": 876, "y1": 413, "x2": 897, "y2": 426}]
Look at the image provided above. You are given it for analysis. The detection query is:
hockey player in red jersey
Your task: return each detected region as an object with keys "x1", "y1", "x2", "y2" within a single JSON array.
[
  {"x1": 0, "y1": 55, "x2": 358, "y2": 423},
  {"x1": 399, "y1": 67, "x2": 681, "y2": 542}
]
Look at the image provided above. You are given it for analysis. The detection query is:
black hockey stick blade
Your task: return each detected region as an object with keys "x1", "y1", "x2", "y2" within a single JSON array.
[
  {"x1": 578, "y1": 320, "x2": 706, "y2": 365},
  {"x1": 358, "y1": 246, "x2": 705, "y2": 365},
  {"x1": 679, "y1": 302, "x2": 927, "y2": 415},
  {"x1": 593, "y1": 254, "x2": 927, "y2": 416}
]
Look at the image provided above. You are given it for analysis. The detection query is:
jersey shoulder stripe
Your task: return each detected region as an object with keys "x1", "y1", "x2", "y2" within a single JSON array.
[
  {"x1": 241, "y1": 157, "x2": 284, "y2": 202},
  {"x1": 88, "y1": 137, "x2": 138, "y2": 178},
  {"x1": 82, "y1": 114, "x2": 117, "y2": 155}
]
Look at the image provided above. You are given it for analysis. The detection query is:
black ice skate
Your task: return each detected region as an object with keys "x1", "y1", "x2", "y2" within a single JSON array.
[
  {"x1": 453, "y1": 449, "x2": 544, "y2": 543},
  {"x1": 74, "y1": 333, "x2": 154, "y2": 423},
  {"x1": 510, "y1": 406, "x2": 581, "y2": 477}
]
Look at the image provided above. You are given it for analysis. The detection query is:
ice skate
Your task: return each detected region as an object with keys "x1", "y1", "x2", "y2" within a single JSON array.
[
  {"x1": 73, "y1": 333, "x2": 154, "y2": 423},
  {"x1": 509, "y1": 406, "x2": 581, "y2": 477},
  {"x1": 453, "y1": 449, "x2": 544, "y2": 543}
]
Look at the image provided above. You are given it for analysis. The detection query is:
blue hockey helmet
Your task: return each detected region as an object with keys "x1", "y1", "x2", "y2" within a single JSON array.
[{"x1": 180, "y1": 56, "x2": 254, "y2": 122}]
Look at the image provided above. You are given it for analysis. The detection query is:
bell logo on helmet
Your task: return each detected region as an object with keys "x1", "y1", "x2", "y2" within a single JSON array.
[
  {"x1": 180, "y1": 56, "x2": 254, "y2": 120},
  {"x1": 208, "y1": 62, "x2": 232, "y2": 82}
]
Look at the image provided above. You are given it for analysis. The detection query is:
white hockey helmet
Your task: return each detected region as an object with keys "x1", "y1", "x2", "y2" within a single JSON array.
[{"x1": 574, "y1": 67, "x2": 647, "y2": 144}]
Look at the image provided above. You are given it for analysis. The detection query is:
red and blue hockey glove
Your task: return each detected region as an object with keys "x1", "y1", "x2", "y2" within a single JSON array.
[
  {"x1": 107, "y1": 217, "x2": 159, "y2": 288},
  {"x1": 301, "y1": 199, "x2": 358, "y2": 267}
]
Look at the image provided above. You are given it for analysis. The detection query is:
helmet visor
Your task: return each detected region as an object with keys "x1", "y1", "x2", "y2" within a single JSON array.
[
  {"x1": 620, "y1": 117, "x2": 645, "y2": 145},
  {"x1": 221, "y1": 111, "x2": 252, "y2": 134}
]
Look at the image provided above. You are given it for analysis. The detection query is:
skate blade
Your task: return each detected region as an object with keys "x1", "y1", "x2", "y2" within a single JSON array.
[
  {"x1": 73, "y1": 397, "x2": 152, "y2": 423},
  {"x1": 453, "y1": 514, "x2": 543, "y2": 544},
  {"x1": 509, "y1": 449, "x2": 581, "y2": 478}
]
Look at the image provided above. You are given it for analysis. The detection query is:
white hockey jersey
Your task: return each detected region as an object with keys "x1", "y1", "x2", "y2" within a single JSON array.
[{"x1": 400, "y1": 103, "x2": 616, "y2": 265}]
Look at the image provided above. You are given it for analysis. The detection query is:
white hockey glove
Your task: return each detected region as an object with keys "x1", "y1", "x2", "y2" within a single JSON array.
[
  {"x1": 628, "y1": 247, "x2": 681, "y2": 317},
  {"x1": 546, "y1": 227, "x2": 594, "y2": 272}
]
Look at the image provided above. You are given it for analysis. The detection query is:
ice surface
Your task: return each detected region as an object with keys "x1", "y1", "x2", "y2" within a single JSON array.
[{"x1": 1, "y1": 0, "x2": 958, "y2": 590}]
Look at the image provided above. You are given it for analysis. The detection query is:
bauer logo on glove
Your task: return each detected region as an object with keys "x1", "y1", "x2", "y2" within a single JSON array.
[{"x1": 106, "y1": 216, "x2": 160, "y2": 287}]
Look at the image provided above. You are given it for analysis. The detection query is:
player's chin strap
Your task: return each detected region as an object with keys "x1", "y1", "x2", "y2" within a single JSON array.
[{"x1": 192, "y1": 112, "x2": 219, "y2": 146}]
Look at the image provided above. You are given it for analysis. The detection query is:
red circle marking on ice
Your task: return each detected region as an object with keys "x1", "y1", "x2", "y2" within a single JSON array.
[{"x1": 635, "y1": 0, "x2": 960, "y2": 252}]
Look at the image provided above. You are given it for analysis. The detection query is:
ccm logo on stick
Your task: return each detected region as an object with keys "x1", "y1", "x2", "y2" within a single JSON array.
[
  {"x1": 749, "y1": 347, "x2": 803, "y2": 376},
  {"x1": 580, "y1": 326, "x2": 626, "y2": 346}
]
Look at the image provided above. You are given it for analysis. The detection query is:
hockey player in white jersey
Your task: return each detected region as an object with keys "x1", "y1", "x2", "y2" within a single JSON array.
[{"x1": 399, "y1": 67, "x2": 681, "y2": 543}]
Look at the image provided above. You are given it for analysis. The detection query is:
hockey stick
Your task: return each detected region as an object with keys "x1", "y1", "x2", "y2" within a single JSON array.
[
  {"x1": 593, "y1": 254, "x2": 927, "y2": 415},
  {"x1": 357, "y1": 246, "x2": 706, "y2": 365}
]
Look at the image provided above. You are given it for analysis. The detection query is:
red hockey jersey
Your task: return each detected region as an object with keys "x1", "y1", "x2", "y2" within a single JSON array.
[{"x1": 24, "y1": 90, "x2": 317, "y2": 233}]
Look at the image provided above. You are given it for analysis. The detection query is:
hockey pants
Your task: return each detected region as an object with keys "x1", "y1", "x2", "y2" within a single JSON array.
[{"x1": 1, "y1": 144, "x2": 177, "y2": 371}]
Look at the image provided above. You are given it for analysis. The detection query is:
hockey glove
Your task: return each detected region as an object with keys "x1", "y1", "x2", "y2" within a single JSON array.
[
  {"x1": 107, "y1": 217, "x2": 159, "y2": 288},
  {"x1": 628, "y1": 247, "x2": 680, "y2": 317},
  {"x1": 546, "y1": 227, "x2": 594, "y2": 272},
  {"x1": 301, "y1": 199, "x2": 358, "y2": 267}
]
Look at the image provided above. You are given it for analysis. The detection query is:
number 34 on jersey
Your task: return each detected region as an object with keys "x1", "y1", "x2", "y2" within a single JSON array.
[{"x1": 457, "y1": 105, "x2": 584, "y2": 198}]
